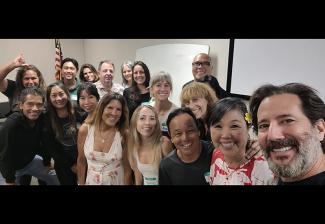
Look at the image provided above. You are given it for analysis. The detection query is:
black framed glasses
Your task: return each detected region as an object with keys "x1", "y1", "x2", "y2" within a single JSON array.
[{"x1": 192, "y1": 61, "x2": 211, "y2": 67}]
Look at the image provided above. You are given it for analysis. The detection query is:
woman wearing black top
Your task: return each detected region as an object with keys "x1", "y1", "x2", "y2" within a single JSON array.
[
  {"x1": 123, "y1": 61, "x2": 151, "y2": 119},
  {"x1": 43, "y1": 82, "x2": 78, "y2": 185}
]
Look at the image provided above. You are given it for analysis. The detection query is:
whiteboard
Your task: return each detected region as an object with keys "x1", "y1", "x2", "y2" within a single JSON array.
[
  {"x1": 135, "y1": 44, "x2": 210, "y2": 106},
  {"x1": 230, "y1": 39, "x2": 325, "y2": 101}
]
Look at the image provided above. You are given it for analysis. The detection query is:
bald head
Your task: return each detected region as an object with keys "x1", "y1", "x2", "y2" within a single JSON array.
[{"x1": 192, "y1": 53, "x2": 213, "y2": 81}]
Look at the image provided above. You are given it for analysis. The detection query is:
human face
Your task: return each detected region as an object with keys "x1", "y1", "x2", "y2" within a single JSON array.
[
  {"x1": 22, "y1": 70, "x2": 40, "y2": 88},
  {"x1": 83, "y1": 67, "x2": 95, "y2": 82},
  {"x1": 122, "y1": 65, "x2": 132, "y2": 84},
  {"x1": 99, "y1": 63, "x2": 114, "y2": 85},
  {"x1": 192, "y1": 54, "x2": 212, "y2": 81},
  {"x1": 19, "y1": 94, "x2": 44, "y2": 122},
  {"x1": 210, "y1": 110, "x2": 248, "y2": 159},
  {"x1": 136, "y1": 107, "x2": 157, "y2": 137},
  {"x1": 133, "y1": 65, "x2": 146, "y2": 85},
  {"x1": 102, "y1": 99, "x2": 122, "y2": 128},
  {"x1": 184, "y1": 97, "x2": 208, "y2": 120},
  {"x1": 169, "y1": 113, "x2": 201, "y2": 158},
  {"x1": 151, "y1": 80, "x2": 171, "y2": 101},
  {"x1": 50, "y1": 86, "x2": 68, "y2": 110},
  {"x1": 78, "y1": 90, "x2": 98, "y2": 114},
  {"x1": 257, "y1": 93, "x2": 325, "y2": 178},
  {"x1": 62, "y1": 62, "x2": 77, "y2": 81}
]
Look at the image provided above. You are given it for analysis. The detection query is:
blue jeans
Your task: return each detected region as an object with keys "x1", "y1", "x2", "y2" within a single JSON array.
[{"x1": 0, "y1": 155, "x2": 60, "y2": 185}]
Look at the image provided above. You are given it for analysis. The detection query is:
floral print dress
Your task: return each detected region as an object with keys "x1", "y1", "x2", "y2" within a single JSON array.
[
  {"x1": 209, "y1": 149, "x2": 276, "y2": 185},
  {"x1": 84, "y1": 125, "x2": 124, "y2": 185}
]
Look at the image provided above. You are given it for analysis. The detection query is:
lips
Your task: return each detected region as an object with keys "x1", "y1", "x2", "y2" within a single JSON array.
[
  {"x1": 266, "y1": 138, "x2": 299, "y2": 154},
  {"x1": 221, "y1": 142, "x2": 234, "y2": 149},
  {"x1": 272, "y1": 146, "x2": 292, "y2": 152},
  {"x1": 182, "y1": 143, "x2": 192, "y2": 149}
]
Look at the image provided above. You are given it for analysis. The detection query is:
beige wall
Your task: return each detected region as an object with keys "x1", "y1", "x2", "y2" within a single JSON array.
[{"x1": 0, "y1": 39, "x2": 230, "y2": 105}]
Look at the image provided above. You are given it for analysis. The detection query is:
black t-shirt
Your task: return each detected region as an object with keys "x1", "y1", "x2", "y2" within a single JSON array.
[
  {"x1": 123, "y1": 87, "x2": 150, "y2": 119},
  {"x1": 278, "y1": 171, "x2": 325, "y2": 185},
  {"x1": 159, "y1": 140, "x2": 214, "y2": 185}
]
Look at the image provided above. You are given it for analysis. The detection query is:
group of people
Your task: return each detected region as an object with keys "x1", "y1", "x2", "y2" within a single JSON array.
[{"x1": 0, "y1": 52, "x2": 324, "y2": 185}]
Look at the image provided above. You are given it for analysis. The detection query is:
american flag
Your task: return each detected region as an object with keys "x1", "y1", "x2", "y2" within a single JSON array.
[{"x1": 54, "y1": 39, "x2": 63, "y2": 81}]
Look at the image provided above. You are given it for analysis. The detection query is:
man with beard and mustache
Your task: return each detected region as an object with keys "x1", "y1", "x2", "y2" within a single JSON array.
[{"x1": 249, "y1": 83, "x2": 325, "y2": 185}]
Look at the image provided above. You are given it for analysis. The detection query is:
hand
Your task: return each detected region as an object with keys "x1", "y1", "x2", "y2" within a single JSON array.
[
  {"x1": 245, "y1": 138, "x2": 263, "y2": 160},
  {"x1": 12, "y1": 54, "x2": 28, "y2": 68}
]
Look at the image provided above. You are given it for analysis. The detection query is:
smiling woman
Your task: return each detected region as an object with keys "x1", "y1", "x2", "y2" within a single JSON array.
[
  {"x1": 208, "y1": 97, "x2": 275, "y2": 185},
  {"x1": 77, "y1": 93, "x2": 132, "y2": 185}
]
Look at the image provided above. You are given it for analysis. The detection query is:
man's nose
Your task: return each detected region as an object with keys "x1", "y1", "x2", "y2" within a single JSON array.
[{"x1": 267, "y1": 122, "x2": 285, "y2": 141}]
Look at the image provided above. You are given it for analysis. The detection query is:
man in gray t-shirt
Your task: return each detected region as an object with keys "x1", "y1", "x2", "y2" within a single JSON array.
[{"x1": 159, "y1": 107, "x2": 213, "y2": 185}]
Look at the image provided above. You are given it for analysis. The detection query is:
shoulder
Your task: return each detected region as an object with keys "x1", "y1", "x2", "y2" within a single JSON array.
[
  {"x1": 202, "y1": 141, "x2": 214, "y2": 153},
  {"x1": 6, "y1": 79, "x2": 16, "y2": 89},
  {"x1": 112, "y1": 83, "x2": 125, "y2": 94},
  {"x1": 123, "y1": 87, "x2": 132, "y2": 96},
  {"x1": 113, "y1": 82, "x2": 124, "y2": 89},
  {"x1": 182, "y1": 80, "x2": 194, "y2": 89},
  {"x1": 2, "y1": 79, "x2": 16, "y2": 96},
  {"x1": 78, "y1": 123, "x2": 89, "y2": 135},
  {"x1": 5, "y1": 112, "x2": 22, "y2": 126},
  {"x1": 160, "y1": 149, "x2": 176, "y2": 164}
]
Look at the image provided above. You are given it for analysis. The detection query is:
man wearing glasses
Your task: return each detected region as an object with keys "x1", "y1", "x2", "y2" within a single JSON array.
[{"x1": 183, "y1": 53, "x2": 229, "y2": 99}]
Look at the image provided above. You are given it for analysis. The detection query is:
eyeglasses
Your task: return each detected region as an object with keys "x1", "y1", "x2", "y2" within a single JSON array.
[{"x1": 192, "y1": 61, "x2": 211, "y2": 67}]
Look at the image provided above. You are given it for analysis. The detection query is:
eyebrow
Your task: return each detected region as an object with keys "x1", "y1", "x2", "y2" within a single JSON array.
[{"x1": 258, "y1": 114, "x2": 293, "y2": 123}]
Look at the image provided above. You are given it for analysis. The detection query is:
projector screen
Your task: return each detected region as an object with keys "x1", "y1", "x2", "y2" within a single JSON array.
[{"x1": 228, "y1": 39, "x2": 325, "y2": 101}]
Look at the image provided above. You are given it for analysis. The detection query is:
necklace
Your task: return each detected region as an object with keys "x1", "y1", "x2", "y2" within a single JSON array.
[{"x1": 98, "y1": 128, "x2": 115, "y2": 144}]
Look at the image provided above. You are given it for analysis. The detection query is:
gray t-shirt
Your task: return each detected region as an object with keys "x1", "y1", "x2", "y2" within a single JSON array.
[{"x1": 159, "y1": 140, "x2": 213, "y2": 185}]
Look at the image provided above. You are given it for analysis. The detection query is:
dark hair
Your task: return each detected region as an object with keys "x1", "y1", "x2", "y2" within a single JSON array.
[
  {"x1": 89, "y1": 93, "x2": 129, "y2": 135},
  {"x1": 208, "y1": 97, "x2": 250, "y2": 129},
  {"x1": 249, "y1": 83, "x2": 325, "y2": 151},
  {"x1": 19, "y1": 87, "x2": 45, "y2": 104},
  {"x1": 15, "y1": 65, "x2": 46, "y2": 96},
  {"x1": 166, "y1": 107, "x2": 199, "y2": 134},
  {"x1": 79, "y1": 63, "x2": 99, "y2": 82},
  {"x1": 61, "y1": 57, "x2": 79, "y2": 71},
  {"x1": 77, "y1": 82, "x2": 100, "y2": 106},
  {"x1": 46, "y1": 82, "x2": 76, "y2": 140},
  {"x1": 131, "y1": 61, "x2": 150, "y2": 89}
]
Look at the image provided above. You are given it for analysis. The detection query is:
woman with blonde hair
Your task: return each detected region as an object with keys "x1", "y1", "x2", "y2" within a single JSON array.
[
  {"x1": 77, "y1": 93, "x2": 132, "y2": 185},
  {"x1": 127, "y1": 105, "x2": 172, "y2": 185},
  {"x1": 180, "y1": 82, "x2": 218, "y2": 141},
  {"x1": 149, "y1": 71, "x2": 178, "y2": 136}
]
